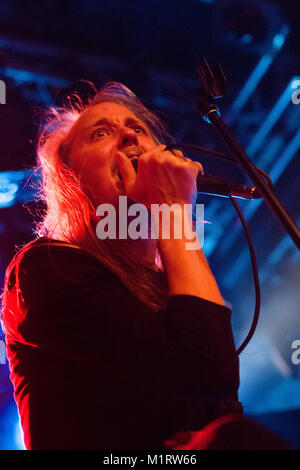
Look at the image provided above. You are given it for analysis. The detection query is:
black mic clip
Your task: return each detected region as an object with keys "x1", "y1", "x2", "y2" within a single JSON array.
[
  {"x1": 195, "y1": 58, "x2": 300, "y2": 248},
  {"x1": 196, "y1": 58, "x2": 227, "y2": 124}
]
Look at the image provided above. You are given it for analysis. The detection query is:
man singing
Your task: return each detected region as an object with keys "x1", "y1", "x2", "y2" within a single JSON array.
[{"x1": 1, "y1": 82, "x2": 240, "y2": 449}]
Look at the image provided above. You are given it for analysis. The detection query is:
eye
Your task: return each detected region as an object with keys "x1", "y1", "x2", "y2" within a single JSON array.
[
  {"x1": 133, "y1": 126, "x2": 145, "y2": 134},
  {"x1": 93, "y1": 128, "x2": 110, "y2": 139}
]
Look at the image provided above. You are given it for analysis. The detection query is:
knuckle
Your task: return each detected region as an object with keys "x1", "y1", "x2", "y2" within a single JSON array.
[
  {"x1": 190, "y1": 160, "x2": 203, "y2": 172},
  {"x1": 172, "y1": 149, "x2": 184, "y2": 158},
  {"x1": 138, "y1": 153, "x2": 148, "y2": 163},
  {"x1": 149, "y1": 151, "x2": 163, "y2": 164},
  {"x1": 197, "y1": 162, "x2": 204, "y2": 174}
]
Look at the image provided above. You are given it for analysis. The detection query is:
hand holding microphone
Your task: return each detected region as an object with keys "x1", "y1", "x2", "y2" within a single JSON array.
[
  {"x1": 116, "y1": 145, "x2": 203, "y2": 208},
  {"x1": 119, "y1": 145, "x2": 261, "y2": 201}
]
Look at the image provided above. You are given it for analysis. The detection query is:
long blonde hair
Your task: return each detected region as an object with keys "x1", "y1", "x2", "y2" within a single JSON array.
[{"x1": 26, "y1": 82, "x2": 175, "y2": 311}]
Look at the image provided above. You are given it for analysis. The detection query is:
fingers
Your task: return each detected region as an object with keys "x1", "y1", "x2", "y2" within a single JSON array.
[
  {"x1": 168, "y1": 149, "x2": 204, "y2": 176},
  {"x1": 116, "y1": 145, "x2": 204, "y2": 206},
  {"x1": 115, "y1": 151, "x2": 137, "y2": 192},
  {"x1": 195, "y1": 161, "x2": 204, "y2": 175},
  {"x1": 138, "y1": 144, "x2": 166, "y2": 162},
  {"x1": 163, "y1": 148, "x2": 204, "y2": 173},
  {"x1": 139, "y1": 146, "x2": 204, "y2": 182},
  {"x1": 170, "y1": 149, "x2": 186, "y2": 160}
]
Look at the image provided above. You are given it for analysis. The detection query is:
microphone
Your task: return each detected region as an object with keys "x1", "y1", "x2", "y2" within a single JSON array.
[
  {"x1": 196, "y1": 172, "x2": 262, "y2": 200},
  {"x1": 130, "y1": 157, "x2": 261, "y2": 200}
]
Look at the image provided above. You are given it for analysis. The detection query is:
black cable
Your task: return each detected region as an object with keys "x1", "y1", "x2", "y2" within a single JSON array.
[
  {"x1": 256, "y1": 167, "x2": 273, "y2": 187},
  {"x1": 166, "y1": 142, "x2": 271, "y2": 186},
  {"x1": 166, "y1": 142, "x2": 264, "y2": 354},
  {"x1": 229, "y1": 196, "x2": 261, "y2": 355},
  {"x1": 167, "y1": 142, "x2": 238, "y2": 163}
]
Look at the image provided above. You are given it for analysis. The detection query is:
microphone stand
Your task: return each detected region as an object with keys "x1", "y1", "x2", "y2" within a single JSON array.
[{"x1": 196, "y1": 59, "x2": 300, "y2": 250}]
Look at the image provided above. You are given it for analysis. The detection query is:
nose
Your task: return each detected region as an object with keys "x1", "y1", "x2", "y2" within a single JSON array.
[{"x1": 119, "y1": 128, "x2": 139, "y2": 148}]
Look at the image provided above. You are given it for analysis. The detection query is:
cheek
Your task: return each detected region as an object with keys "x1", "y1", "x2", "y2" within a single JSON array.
[
  {"x1": 78, "y1": 166, "x2": 116, "y2": 207},
  {"x1": 78, "y1": 162, "x2": 114, "y2": 201},
  {"x1": 69, "y1": 143, "x2": 113, "y2": 178},
  {"x1": 70, "y1": 149, "x2": 115, "y2": 201}
]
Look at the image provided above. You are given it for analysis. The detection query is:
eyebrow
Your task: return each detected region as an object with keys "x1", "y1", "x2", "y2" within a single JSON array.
[
  {"x1": 91, "y1": 118, "x2": 110, "y2": 129},
  {"x1": 91, "y1": 117, "x2": 147, "y2": 130}
]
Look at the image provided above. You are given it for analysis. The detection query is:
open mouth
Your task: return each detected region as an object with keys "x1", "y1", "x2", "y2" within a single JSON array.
[
  {"x1": 117, "y1": 157, "x2": 139, "y2": 181},
  {"x1": 130, "y1": 157, "x2": 139, "y2": 173}
]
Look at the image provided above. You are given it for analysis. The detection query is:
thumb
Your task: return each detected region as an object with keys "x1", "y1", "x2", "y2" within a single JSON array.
[{"x1": 115, "y1": 151, "x2": 136, "y2": 192}]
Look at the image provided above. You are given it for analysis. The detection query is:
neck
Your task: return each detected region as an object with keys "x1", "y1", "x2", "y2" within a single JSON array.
[
  {"x1": 115, "y1": 204, "x2": 160, "y2": 271},
  {"x1": 117, "y1": 237, "x2": 159, "y2": 271}
]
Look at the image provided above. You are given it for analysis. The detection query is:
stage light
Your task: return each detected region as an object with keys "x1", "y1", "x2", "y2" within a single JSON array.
[
  {"x1": 213, "y1": 0, "x2": 288, "y2": 54},
  {"x1": 0, "y1": 169, "x2": 38, "y2": 208},
  {"x1": 0, "y1": 402, "x2": 25, "y2": 450},
  {"x1": 0, "y1": 180, "x2": 18, "y2": 208},
  {"x1": 15, "y1": 420, "x2": 25, "y2": 450}
]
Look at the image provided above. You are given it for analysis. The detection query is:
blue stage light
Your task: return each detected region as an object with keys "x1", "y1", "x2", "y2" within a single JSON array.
[
  {"x1": 15, "y1": 419, "x2": 25, "y2": 450},
  {"x1": 229, "y1": 54, "x2": 273, "y2": 123},
  {"x1": 0, "y1": 180, "x2": 18, "y2": 208},
  {"x1": 0, "y1": 402, "x2": 25, "y2": 450},
  {"x1": 246, "y1": 78, "x2": 299, "y2": 158}
]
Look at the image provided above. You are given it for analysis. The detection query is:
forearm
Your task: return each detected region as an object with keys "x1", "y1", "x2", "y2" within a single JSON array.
[{"x1": 156, "y1": 205, "x2": 224, "y2": 306}]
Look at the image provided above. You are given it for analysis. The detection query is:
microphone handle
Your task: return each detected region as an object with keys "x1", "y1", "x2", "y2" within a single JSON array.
[
  {"x1": 130, "y1": 158, "x2": 260, "y2": 200},
  {"x1": 197, "y1": 172, "x2": 261, "y2": 200}
]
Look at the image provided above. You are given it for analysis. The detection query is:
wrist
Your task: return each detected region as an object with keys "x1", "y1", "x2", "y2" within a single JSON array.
[{"x1": 150, "y1": 202, "x2": 197, "y2": 243}]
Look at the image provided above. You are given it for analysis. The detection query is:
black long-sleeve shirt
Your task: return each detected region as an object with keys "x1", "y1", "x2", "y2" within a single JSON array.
[{"x1": 3, "y1": 237, "x2": 240, "y2": 449}]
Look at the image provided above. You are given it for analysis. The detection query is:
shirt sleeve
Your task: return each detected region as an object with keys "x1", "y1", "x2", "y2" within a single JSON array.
[{"x1": 4, "y1": 244, "x2": 239, "y2": 403}]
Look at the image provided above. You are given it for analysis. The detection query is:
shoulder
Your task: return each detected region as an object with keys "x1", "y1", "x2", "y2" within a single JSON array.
[
  {"x1": 5, "y1": 237, "x2": 118, "y2": 293},
  {"x1": 2, "y1": 238, "x2": 121, "y2": 346}
]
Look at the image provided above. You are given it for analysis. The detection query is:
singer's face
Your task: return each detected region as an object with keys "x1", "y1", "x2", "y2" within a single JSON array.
[{"x1": 64, "y1": 102, "x2": 157, "y2": 207}]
